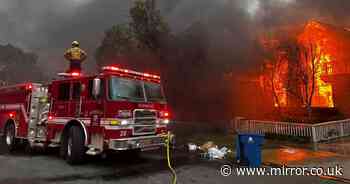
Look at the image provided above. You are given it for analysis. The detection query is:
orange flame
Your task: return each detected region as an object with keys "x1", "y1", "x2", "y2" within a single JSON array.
[
  {"x1": 261, "y1": 21, "x2": 335, "y2": 108},
  {"x1": 299, "y1": 21, "x2": 334, "y2": 108}
]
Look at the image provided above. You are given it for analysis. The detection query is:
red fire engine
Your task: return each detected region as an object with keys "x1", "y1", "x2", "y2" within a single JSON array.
[{"x1": 0, "y1": 66, "x2": 170, "y2": 164}]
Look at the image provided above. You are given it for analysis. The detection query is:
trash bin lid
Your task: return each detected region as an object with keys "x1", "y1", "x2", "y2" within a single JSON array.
[{"x1": 238, "y1": 133, "x2": 264, "y2": 145}]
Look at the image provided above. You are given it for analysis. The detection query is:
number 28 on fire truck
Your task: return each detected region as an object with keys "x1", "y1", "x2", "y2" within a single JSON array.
[{"x1": 0, "y1": 66, "x2": 171, "y2": 164}]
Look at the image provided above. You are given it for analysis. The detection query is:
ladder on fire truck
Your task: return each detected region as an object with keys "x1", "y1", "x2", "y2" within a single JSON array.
[{"x1": 27, "y1": 83, "x2": 49, "y2": 146}]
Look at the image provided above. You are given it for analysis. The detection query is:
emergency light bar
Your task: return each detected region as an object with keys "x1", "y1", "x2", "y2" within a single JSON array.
[
  {"x1": 102, "y1": 66, "x2": 161, "y2": 80},
  {"x1": 57, "y1": 72, "x2": 82, "y2": 78}
]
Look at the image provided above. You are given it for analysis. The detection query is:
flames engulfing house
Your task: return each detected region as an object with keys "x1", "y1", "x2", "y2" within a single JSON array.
[{"x1": 260, "y1": 21, "x2": 350, "y2": 117}]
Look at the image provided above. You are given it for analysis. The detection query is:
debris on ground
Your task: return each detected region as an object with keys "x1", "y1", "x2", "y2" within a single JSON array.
[
  {"x1": 188, "y1": 141, "x2": 232, "y2": 160},
  {"x1": 208, "y1": 147, "x2": 229, "y2": 159},
  {"x1": 199, "y1": 141, "x2": 216, "y2": 152},
  {"x1": 188, "y1": 143, "x2": 198, "y2": 151}
]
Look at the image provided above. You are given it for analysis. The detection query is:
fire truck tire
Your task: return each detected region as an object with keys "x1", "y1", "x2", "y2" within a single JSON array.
[
  {"x1": 65, "y1": 126, "x2": 85, "y2": 164},
  {"x1": 3, "y1": 123, "x2": 17, "y2": 152}
]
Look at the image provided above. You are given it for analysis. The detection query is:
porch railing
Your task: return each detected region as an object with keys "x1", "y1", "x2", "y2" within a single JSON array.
[{"x1": 233, "y1": 118, "x2": 350, "y2": 142}]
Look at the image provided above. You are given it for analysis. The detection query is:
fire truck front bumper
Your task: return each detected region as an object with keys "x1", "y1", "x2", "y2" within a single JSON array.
[{"x1": 108, "y1": 135, "x2": 167, "y2": 151}]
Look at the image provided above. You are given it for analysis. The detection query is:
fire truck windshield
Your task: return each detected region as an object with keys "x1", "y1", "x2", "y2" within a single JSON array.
[
  {"x1": 109, "y1": 77, "x2": 165, "y2": 102},
  {"x1": 109, "y1": 77, "x2": 144, "y2": 101},
  {"x1": 144, "y1": 82, "x2": 165, "y2": 102}
]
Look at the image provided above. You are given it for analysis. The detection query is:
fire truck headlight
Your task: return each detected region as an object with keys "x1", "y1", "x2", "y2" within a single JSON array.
[
  {"x1": 29, "y1": 129, "x2": 35, "y2": 137},
  {"x1": 162, "y1": 119, "x2": 170, "y2": 124},
  {"x1": 38, "y1": 128, "x2": 45, "y2": 137},
  {"x1": 121, "y1": 120, "x2": 131, "y2": 125}
]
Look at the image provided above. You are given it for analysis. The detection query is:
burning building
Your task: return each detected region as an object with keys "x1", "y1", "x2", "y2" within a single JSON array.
[
  {"x1": 311, "y1": 22, "x2": 350, "y2": 117},
  {"x1": 259, "y1": 21, "x2": 350, "y2": 118}
]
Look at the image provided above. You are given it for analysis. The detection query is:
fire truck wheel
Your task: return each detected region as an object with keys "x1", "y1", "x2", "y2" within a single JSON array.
[
  {"x1": 66, "y1": 126, "x2": 85, "y2": 164},
  {"x1": 4, "y1": 123, "x2": 16, "y2": 152}
]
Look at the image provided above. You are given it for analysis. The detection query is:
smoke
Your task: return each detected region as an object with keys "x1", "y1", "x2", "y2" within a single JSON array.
[
  {"x1": 0, "y1": 0, "x2": 132, "y2": 75},
  {"x1": 157, "y1": 0, "x2": 350, "y2": 121},
  {"x1": 251, "y1": 0, "x2": 350, "y2": 28},
  {"x1": 162, "y1": 0, "x2": 350, "y2": 67},
  {"x1": 0, "y1": 0, "x2": 349, "y2": 77},
  {"x1": 165, "y1": 0, "x2": 350, "y2": 33}
]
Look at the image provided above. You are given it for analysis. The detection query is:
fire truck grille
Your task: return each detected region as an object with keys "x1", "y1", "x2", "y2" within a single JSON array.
[
  {"x1": 134, "y1": 109, "x2": 157, "y2": 124},
  {"x1": 134, "y1": 125, "x2": 156, "y2": 135},
  {"x1": 134, "y1": 110, "x2": 157, "y2": 118},
  {"x1": 133, "y1": 109, "x2": 157, "y2": 135},
  {"x1": 134, "y1": 119, "x2": 156, "y2": 124}
]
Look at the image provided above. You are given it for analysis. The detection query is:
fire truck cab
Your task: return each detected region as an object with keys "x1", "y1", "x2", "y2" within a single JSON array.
[{"x1": 0, "y1": 66, "x2": 170, "y2": 164}]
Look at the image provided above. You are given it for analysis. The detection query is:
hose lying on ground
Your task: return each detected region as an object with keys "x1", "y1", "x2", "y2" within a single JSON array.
[{"x1": 166, "y1": 131, "x2": 177, "y2": 184}]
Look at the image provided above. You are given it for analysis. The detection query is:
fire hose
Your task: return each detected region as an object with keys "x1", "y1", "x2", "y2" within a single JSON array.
[{"x1": 165, "y1": 131, "x2": 177, "y2": 184}]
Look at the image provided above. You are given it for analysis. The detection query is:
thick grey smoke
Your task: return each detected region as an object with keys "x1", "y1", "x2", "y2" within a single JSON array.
[
  {"x1": 0, "y1": 0, "x2": 132, "y2": 75},
  {"x1": 167, "y1": 0, "x2": 350, "y2": 32},
  {"x1": 0, "y1": 0, "x2": 349, "y2": 76}
]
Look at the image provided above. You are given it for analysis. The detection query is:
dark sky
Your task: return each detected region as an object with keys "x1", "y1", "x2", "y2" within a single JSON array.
[{"x1": 0, "y1": 0, "x2": 349, "y2": 76}]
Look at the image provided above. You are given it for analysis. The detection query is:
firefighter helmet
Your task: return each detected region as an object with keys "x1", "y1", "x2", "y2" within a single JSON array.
[{"x1": 72, "y1": 41, "x2": 80, "y2": 47}]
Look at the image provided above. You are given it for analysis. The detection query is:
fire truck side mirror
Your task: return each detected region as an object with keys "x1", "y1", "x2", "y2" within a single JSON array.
[{"x1": 92, "y1": 78, "x2": 101, "y2": 99}]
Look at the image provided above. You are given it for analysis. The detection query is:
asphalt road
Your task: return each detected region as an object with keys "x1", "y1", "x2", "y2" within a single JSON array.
[{"x1": 0, "y1": 140, "x2": 331, "y2": 184}]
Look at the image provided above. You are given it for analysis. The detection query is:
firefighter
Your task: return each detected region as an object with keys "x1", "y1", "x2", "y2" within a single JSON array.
[{"x1": 64, "y1": 41, "x2": 87, "y2": 73}]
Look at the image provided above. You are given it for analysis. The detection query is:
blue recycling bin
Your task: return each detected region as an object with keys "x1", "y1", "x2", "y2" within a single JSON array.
[{"x1": 236, "y1": 133, "x2": 264, "y2": 167}]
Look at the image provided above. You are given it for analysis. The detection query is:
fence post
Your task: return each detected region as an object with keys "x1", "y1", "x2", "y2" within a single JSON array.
[
  {"x1": 311, "y1": 126, "x2": 317, "y2": 143},
  {"x1": 340, "y1": 123, "x2": 345, "y2": 137},
  {"x1": 234, "y1": 117, "x2": 245, "y2": 133},
  {"x1": 229, "y1": 119, "x2": 234, "y2": 133},
  {"x1": 312, "y1": 142, "x2": 318, "y2": 151}
]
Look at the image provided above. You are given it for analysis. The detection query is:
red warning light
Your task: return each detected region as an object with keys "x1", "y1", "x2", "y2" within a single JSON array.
[
  {"x1": 160, "y1": 111, "x2": 170, "y2": 118},
  {"x1": 26, "y1": 84, "x2": 33, "y2": 90},
  {"x1": 71, "y1": 72, "x2": 80, "y2": 77},
  {"x1": 9, "y1": 113, "x2": 15, "y2": 118},
  {"x1": 48, "y1": 116, "x2": 53, "y2": 120}
]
